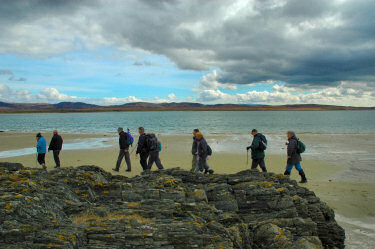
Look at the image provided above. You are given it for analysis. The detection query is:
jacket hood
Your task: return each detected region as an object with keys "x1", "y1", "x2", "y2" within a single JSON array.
[{"x1": 288, "y1": 135, "x2": 297, "y2": 141}]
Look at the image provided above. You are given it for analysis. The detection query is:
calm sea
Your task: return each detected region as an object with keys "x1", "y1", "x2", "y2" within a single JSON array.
[{"x1": 0, "y1": 111, "x2": 374, "y2": 134}]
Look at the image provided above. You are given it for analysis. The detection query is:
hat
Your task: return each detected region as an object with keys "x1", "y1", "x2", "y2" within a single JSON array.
[
  {"x1": 251, "y1": 129, "x2": 258, "y2": 133},
  {"x1": 36, "y1": 133, "x2": 42, "y2": 137},
  {"x1": 117, "y1": 127, "x2": 123, "y2": 131}
]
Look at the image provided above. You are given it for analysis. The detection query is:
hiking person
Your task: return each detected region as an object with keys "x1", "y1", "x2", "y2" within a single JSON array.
[
  {"x1": 136, "y1": 127, "x2": 149, "y2": 171},
  {"x1": 284, "y1": 131, "x2": 307, "y2": 183},
  {"x1": 48, "y1": 130, "x2": 63, "y2": 168},
  {"x1": 36, "y1": 133, "x2": 47, "y2": 170},
  {"x1": 113, "y1": 127, "x2": 131, "y2": 172},
  {"x1": 147, "y1": 133, "x2": 164, "y2": 170},
  {"x1": 246, "y1": 129, "x2": 267, "y2": 172},
  {"x1": 191, "y1": 128, "x2": 199, "y2": 171},
  {"x1": 195, "y1": 132, "x2": 214, "y2": 174}
]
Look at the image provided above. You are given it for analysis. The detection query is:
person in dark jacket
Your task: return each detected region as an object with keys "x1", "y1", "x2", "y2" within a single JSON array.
[
  {"x1": 36, "y1": 133, "x2": 47, "y2": 170},
  {"x1": 147, "y1": 133, "x2": 164, "y2": 170},
  {"x1": 191, "y1": 129, "x2": 199, "y2": 171},
  {"x1": 284, "y1": 131, "x2": 307, "y2": 183},
  {"x1": 136, "y1": 127, "x2": 149, "y2": 171},
  {"x1": 48, "y1": 130, "x2": 63, "y2": 168},
  {"x1": 196, "y1": 132, "x2": 214, "y2": 174},
  {"x1": 113, "y1": 127, "x2": 131, "y2": 172},
  {"x1": 246, "y1": 129, "x2": 267, "y2": 172}
]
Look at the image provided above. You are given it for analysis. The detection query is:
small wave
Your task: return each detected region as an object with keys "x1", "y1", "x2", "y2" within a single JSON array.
[
  {"x1": 336, "y1": 214, "x2": 375, "y2": 249},
  {"x1": 0, "y1": 138, "x2": 114, "y2": 159}
]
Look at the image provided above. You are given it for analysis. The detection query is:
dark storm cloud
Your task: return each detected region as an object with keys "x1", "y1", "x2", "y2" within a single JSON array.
[{"x1": 0, "y1": 0, "x2": 374, "y2": 87}]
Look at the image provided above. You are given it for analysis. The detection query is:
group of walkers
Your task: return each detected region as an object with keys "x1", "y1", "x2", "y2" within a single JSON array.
[
  {"x1": 35, "y1": 127, "x2": 308, "y2": 183},
  {"x1": 112, "y1": 126, "x2": 164, "y2": 172},
  {"x1": 36, "y1": 130, "x2": 63, "y2": 170},
  {"x1": 245, "y1": 129, "x2": 307, "y2": 183}
]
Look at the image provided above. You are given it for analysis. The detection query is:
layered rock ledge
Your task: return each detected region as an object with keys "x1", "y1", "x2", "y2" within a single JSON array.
[{"x1": 0, "y1": 162, "x2": 345, "y2": 249}]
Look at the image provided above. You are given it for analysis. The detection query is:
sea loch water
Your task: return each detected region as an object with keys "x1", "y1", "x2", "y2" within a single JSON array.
[{"x1": 0, "y1": 110, "x2": 374, "y2": 135}]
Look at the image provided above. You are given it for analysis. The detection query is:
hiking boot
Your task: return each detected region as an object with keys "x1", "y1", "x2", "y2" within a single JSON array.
[
  {"x1": 208, "y1": 169, "x2": 214, "y2": 174},
  {"x1": 284, "y1": 170, "x2": 291, "y2": 176},
  {"x1": 54, "y1": 165, "x2": 60, "y2": 169},
  {"x1": 125, "y1": 169, "x2": 131, "y2": 172},
  {"x1": 112, "y1": 168, "x2": 119, "y2": 172},
  {"x1": 298, "y1": 169, "x2": 307, "y2": 183},
  {"x1": 42, "y1": 164, "x2": 47, "y2": 171},
  {"x1": 204, "y1": 169, "x2": 208, "y2": 174}
]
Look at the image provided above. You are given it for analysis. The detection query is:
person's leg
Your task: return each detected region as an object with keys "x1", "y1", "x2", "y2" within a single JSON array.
[
  {"x1": 202, "y1": 159, "x2": 209, "y2": 173},
  {"x1": 147, "y1": 152, "x2": 155, "y2": 170},
  {"x1": 191, "y1": 155, "x2": 197, "y2": 171},
  {"x1": 40, "y1": 153, "x2": 46, "y2": 170},
  {"x1": 295, "y1": 162, "x2": 307, "y2": 183},
  {"x1": 284, "y1": 164, "x2": 293, "y2": 175},
  {"x1": 114, "y1": 150, "x2": 125, "y2": 171},
  {"x1": 37, "y1": 153, "x2": 43, "y2": 165},
  {"x1": 205, "y1": 161, "x2": 214, "y2": 174},
  {"x1": 195, "y1": 161, "x2": 199, "y2": 172},
  {"x1": 140, "y1": 152, "x2": 149, "y2": 171},
  {"x1": 251, "y1": 159, "x2": 259, "y2": 169},
  {"x1": 154, "y1": 152, "x2": 164, "y2": 169},
  {"x1": 53, "y1": 150, "x2": 60, "y2": 167},
  {"x1": 198, "y1": 158, "x2": 205, "y2": 172},
  {"x1": 259, "y1": 158, "x2": 267, "y2": 172},
  {"x1": 124, "y1": 151, "x2": 131, "y2": 171}
]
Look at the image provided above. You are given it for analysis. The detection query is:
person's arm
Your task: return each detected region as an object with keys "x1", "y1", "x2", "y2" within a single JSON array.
[
  {"x1": 48, "y1": 136, "x2": 55, "y2": 151},
  {"x1": 250, "y1": 137, "x2": 260, "y2": 150},
  {"x1": 36, "y1": 140, "x2": 41, "y2": 153},
  {"x1": 120, "y1": 133, "x2": 127, "y2": 150},
  {"x1": 192, "y1": 141, "x2": 197, "y2": 155},
  {"x1": 287, "y1": 139, "x2": 295, "y2": 158},
  {"x1": 60, "y1": 136, "x2": 63, "y2": 150},
  {"x1": 136, "y1": 135, "x2": 144, "y2": 154},
  {"x1": 201, "y1": 140, "x2": 208, "y2": 154}
]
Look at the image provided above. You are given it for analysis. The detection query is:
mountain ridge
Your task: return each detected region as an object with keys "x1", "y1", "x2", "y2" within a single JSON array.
[{"x1": 0, "y1": 101, "x2": 374, "y2": 113}]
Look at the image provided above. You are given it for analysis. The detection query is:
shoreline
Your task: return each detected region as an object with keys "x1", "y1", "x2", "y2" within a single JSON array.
[{"x1": 1, "y1": 107, "x2": 374, "y2": 114}]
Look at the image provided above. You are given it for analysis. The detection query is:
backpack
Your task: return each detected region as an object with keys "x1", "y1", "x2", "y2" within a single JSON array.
[
  {"x1": 158, "y1": 141, "x2": 162, "y2": 152},
  {"x1": 126, "y1": 130, "x2": 134, "y2": 146},
  {"x1": 296, "y1": 139, "x2": 306, "y2": 154},
  {"x1": 207, "y1": 145, "x2": 212, "y2": 156},
  {"x1": 146, "y1": 133, "x2": 158, "y2": 151},
  {"x1": 258, "y1": 134, "x2": 267, "y2": 151}
]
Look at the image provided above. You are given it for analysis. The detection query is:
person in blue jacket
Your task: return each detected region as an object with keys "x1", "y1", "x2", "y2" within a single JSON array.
[{"x1": 36, "y1": 133, "x2": 47, "y2": 170}]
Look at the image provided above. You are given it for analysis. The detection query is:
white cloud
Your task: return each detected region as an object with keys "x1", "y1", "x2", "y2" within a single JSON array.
[
  {"x1": 1, "y1": 82, "x2": 375, "y2": 107},
  {"x1": 0, "y1": 84, "x2": 34, "y2": 102},
  {"x1": 167, "y1": 93, "x2": 177, "y2": 101},
  {"x1": 195, "y1": 82, "x2": 375, "y2": 106},
  {"x1": 102, "y1": 96, "x2": 141, "y2": 105},
  {"x1": 196, "y1": 70, "x2": 237, "y2": 90},
  {"x1": 197, "y1": 89, "x2": 234, "y2": 102},
  {"x1": 37, "y1": 88, "x2": 82, "y2": 102}
]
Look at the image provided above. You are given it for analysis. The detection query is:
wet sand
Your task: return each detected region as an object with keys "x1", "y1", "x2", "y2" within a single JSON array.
[{"x1": 1, "y1": 132, "x2": 374, "y2": 247}]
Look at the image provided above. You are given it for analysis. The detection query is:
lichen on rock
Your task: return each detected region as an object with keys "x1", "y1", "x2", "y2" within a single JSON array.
[{"x1": 0, "y1": 162, "x2": 345, "y2": 248}]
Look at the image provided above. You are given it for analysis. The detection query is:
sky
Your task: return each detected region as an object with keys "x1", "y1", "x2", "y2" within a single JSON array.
[{"x1": 0, "y1": 0, "x2": 374, "y2": 106}]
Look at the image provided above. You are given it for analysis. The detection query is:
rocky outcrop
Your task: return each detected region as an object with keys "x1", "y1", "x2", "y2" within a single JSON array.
[{"x1": 0, "y1": 162, "x2": 345, "y2": 248}]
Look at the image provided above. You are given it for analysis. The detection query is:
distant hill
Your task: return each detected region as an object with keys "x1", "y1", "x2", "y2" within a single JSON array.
[
  {"x1": 53, "y1": 102, "x2": 99, "y2": 109},
  {"x1": 0, "y1": 101, "x2": 373, "y2": 113}
]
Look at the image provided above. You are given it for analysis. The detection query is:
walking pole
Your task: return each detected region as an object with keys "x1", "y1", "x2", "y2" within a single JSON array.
[{"x1": 246, "y1": 149, "x2": 249, "y2": 167}]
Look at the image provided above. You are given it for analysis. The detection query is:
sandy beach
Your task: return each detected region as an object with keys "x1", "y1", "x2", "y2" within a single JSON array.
[{"x1": 1, "y1": 132, "x2": 374, "y2": 247}]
